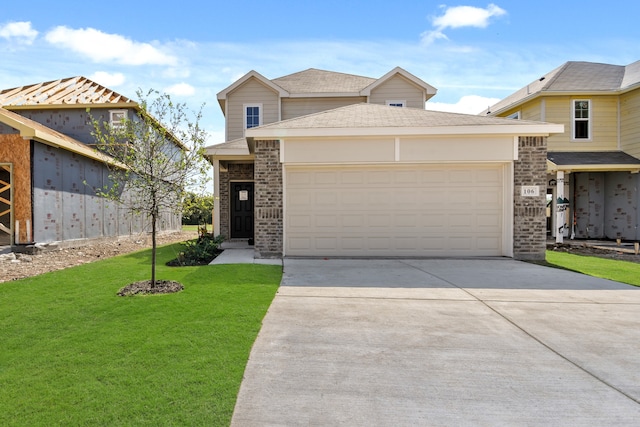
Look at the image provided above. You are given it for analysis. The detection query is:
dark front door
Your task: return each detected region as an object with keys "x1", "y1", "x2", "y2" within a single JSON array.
[{"x1": 230, "y1": 182, "x2": 254, "y2": 239}]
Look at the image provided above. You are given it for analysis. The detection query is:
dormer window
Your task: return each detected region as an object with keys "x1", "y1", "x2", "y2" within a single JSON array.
[
  {"x1": 386, "y1": 100, "x2": 406, "y2": 107},
  {"x1": 244, "y1": 103, "x2": 262, "y2": 129},
  {"x1": 573, "y1": 100, "x2": 590, "y2": 140},
  {"x1": 109, "y1": 109, "x2": 127, "y2": 130}
]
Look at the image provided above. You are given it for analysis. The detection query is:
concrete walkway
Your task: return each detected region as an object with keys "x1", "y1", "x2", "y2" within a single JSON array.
[
  {"x1": 231, "y1": 258, "x2": 640, "y2": 426},
  {"x1": 209, "y1": 241, "x2": 281, "y2": 266}
]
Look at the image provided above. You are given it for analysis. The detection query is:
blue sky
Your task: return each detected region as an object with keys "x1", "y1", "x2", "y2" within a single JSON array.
[{"x1": 1, "y1": 1, "x2": 639, "y2": 145}]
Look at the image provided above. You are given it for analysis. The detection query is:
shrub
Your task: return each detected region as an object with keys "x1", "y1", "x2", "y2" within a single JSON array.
[{"x1": 170, "y1": 234, "x2": 224, "y2": 266}]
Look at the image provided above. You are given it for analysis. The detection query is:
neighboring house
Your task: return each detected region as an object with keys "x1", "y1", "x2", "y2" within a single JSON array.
[
  {"x1": 0, "y1": 76, "x2": 181, "y2": 248},
  {"x1": 485, "y1": 60, "x2": 640, "y2": 242},
  {"x1": 206, "y1": 67, "x2": 562, "y2": 260}
]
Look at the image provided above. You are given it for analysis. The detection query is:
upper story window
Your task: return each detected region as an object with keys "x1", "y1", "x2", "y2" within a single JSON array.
[
  {"x1": 244, "y1": 103, "x2": 262, "y2": 129},
  {"x1": 109, "y1": 109, "x2": 127, "y2": 130},
  {"x1": 506, "y1": 111, "x2": 521, "y2": 119},
  {"x1": 386, "y1": 100, "x2": 406, "y2": 107},
  {"x1": 573, "y1": 100, "x2": 590, "y2": 140}
]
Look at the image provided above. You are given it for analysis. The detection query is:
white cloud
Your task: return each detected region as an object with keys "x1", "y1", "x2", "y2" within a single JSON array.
[
  {"x1": 165, "y1": 82, "x2": 195, "y2": 96},
  {"x1": 0, "y1": 21, "x2": 38, "y2": 45},
  {"x1": 422, "y1": 4, "x2": 507, "y2": 45},
  {"x1": 44, "y1": 26, "x2": 177, "y2": 66},
  {"x1": 425, "y1": 95, "x2": 501, "y2": 115},
  {"x1": 89, "y1": 71, "x2": 126, "y2": 87}
]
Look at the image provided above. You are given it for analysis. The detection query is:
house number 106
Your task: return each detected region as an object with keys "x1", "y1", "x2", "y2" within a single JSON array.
[{"x1": 520, "y1": 186, "x2": 540, "y2": 197}]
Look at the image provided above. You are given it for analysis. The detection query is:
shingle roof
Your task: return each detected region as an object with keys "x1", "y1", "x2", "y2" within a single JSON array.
[
  {"x1": 486, "y1": 60, "x2": 640, "y2": 115},
  {"x1": 272, "y1": 69, "x2": 376, "y2": 94},
  {"x1": 253, "y1": 102, "x2": 548, "y2": 130},
  {"x1": 204, "y1": 137, "x2": 251, "y2": 156},
  {"x1": 0, "y1": 76, "x2": 135, "y2": 107},
  {"x1": 548, "y1": 151, "x2": 640, "y2": 165}
]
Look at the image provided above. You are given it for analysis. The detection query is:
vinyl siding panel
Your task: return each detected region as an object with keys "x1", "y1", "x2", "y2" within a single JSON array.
[
  {"x1": 620, "y1": 89, "x2": 640, "y2": 158},
  {"x1": 226, "y1": 77, "x2": 280, "y2": 140},
  {"x1": 520, "y1": 101, "x2": 542, "y2": 122},
  {"x1": 281, "y1": 97, "x2": 366, "y2": 121},
  {"x1": 369, "y1": 75, "x2": 425, "y2": 108},
  {"x1": 499, "y1": 100, "x2": 542, "y2": 122},
  {"x1": 544, "y1": 96, "x2": 619, "y2": 152}
]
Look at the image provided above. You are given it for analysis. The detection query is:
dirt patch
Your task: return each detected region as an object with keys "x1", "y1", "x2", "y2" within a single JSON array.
[
  {"x1": 0, "y1": 230, "x2": 196, "y2": 283},
  {"x1": 548, "y1": 242, "x2": 640, "y2": 264}
]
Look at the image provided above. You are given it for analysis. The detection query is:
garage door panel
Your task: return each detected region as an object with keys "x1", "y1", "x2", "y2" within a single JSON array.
[{"x1": 285, "y1": 165, "x2": 505, "y2": 257}]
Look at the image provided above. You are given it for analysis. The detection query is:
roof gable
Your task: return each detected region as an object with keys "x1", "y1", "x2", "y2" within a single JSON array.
[
  {"x1": 361, "y1": 67, "x2": 437, "y2": 100},
  {"x1": 217, "y1": 70, "x2": 289, "y2": 111},
  {"x1": 0, "y1": 76, "x2": 136, "y2": 108}
]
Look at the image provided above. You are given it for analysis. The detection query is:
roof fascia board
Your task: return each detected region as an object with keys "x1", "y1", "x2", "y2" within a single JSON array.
[
  {"x1": 247, "y1": 123, "x2": 565, "y2": 139},
  {"x1": 361, "y1": 66, "x2": 437, "y2": 96},
  {"x1": 547, "y1": 162, "x2": 640, "y2": 173}
]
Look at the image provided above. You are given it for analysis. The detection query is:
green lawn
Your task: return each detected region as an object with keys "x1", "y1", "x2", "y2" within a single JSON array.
[
  {"x1": 0, "y1": 243, "x2": 281, "y2": 426},
  {"x1": 546, "y1": 250, "x2": 640, "y2": 287},
  {"x1": 182, "y1": 224, "x2": 213, "y2": 232}
]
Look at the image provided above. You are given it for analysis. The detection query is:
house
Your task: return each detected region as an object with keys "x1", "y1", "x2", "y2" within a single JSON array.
[
  {"x1": 205, "y1": 68, "x2": 562, "y2": 260},
  {"x1": 0, "y1": 76, "x2": 182, "y2": 248},
  {"x1": 484, "y1": 60, "x2": 640, "y2": 242}
]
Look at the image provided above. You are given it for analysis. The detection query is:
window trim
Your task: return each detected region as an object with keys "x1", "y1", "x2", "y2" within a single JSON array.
[
  {"x1": 386, "y1": 100, "x2": 406, "y2": 107},
  {"x1": 572, "y1": 99, "x2": 591, "y2": 141},
  {"x1": 506, "y1": 111, "x2": 521, "y2": 120},
  {"x1": 109, "y1": 109, "x2": 128, "y2": 129},
  {"x1": 243, "y1": 103, "x2": 263, "y2": 129}
]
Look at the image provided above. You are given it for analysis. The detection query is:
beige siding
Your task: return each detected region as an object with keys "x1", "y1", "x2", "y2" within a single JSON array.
[
  {"x1": 496, "y1": 101, "x2": 542, "y2": 121},
  {"x1": 226, "y1": 77, "x2": 280, "y2": 140},
  {"x1": 281, "y1": 97, "x2": 366, "y2": 120},
  {"x1": 520, "y1": 100, "x2": 542, "y2": 121},
  {"x1": 539, "y1": 96, "x2": 619, "y2": 152},
  {"x1": 369, "y1": 75, "x2": 425, "y2": 109},
  {"x1": 621, "y1": 89, "x2": 640, "y2": 158}
]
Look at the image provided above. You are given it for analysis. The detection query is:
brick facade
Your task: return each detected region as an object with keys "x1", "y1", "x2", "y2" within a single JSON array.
[
  {"x1": 253, "y1": 140, "x2": 283, "y2": 258},
  {"x1": 218, "y1": 163, "x2": 253, "y2": 238},
  {"x1": 513, "y1": 136, "x2": 548, "y2": 261}
]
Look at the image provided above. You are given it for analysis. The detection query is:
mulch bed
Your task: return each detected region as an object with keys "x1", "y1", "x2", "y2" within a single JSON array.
[{"x1": 117, "y1": 280, "x2": 184, "y2": 296}]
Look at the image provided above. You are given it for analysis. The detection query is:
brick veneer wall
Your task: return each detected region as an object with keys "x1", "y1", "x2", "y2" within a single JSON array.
[
  {"x1": 254, "y1": 140, "x2": 283, "y2": 258},
  {"x1": 218, "y1": 163, "x2": 253, "y2": 238},
  {"x1": 513, "y1": 136, "x2": 547, "y2": 261}
]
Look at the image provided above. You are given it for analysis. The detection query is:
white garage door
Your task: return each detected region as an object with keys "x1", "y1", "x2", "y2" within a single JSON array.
[{"x1": 285, "y1": 164, "x2": 506, "y2": 257}]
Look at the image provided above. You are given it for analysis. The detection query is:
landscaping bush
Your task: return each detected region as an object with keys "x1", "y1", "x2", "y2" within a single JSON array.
[{"x1": 169, "y1": 234, "x2": 224, "y2": 266}]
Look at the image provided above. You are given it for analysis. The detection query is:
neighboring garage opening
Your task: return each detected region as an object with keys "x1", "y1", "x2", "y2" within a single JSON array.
[{"x1": 284, "y1": 163, "x2": 511, "y2": 257}]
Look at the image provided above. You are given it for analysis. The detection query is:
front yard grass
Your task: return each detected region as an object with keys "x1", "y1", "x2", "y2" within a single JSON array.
[
  {"x1": 546, "y1": 250, "x2": 640, "y2": 287},
  {"x1": 0, "y1": 242, "x2": 281, "y2": 426}
]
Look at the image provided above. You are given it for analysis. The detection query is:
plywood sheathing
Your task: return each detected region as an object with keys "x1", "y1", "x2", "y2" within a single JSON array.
[{"x1": 0, "y1": 134, "x2": 32, "y2": 243}]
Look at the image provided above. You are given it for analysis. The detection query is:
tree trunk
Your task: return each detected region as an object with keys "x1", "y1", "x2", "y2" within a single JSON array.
[{"x1": 151, "y1": 210, "x2": 157, "y2": 288}]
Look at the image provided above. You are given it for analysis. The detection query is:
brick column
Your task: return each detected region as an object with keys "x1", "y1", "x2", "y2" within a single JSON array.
[
  {"x1": 513, "y1": 136, "x2": 547, "y2": 261},
  {"x1": 254, "y1": 140, "x2": 283, "y2": 258}
]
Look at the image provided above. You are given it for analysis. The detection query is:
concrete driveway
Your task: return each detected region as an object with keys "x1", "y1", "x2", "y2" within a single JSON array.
[{"x1": 231, "y1": 258, "x2": 640, "y2": 426}]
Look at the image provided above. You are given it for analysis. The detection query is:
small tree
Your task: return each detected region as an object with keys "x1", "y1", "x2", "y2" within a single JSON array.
[
  {"x1": 182, "y1": 192, "x2": 214, "y2": 226},
  {"x1": 90, "y1": 89, "x2": 209, "y2": 290}
]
